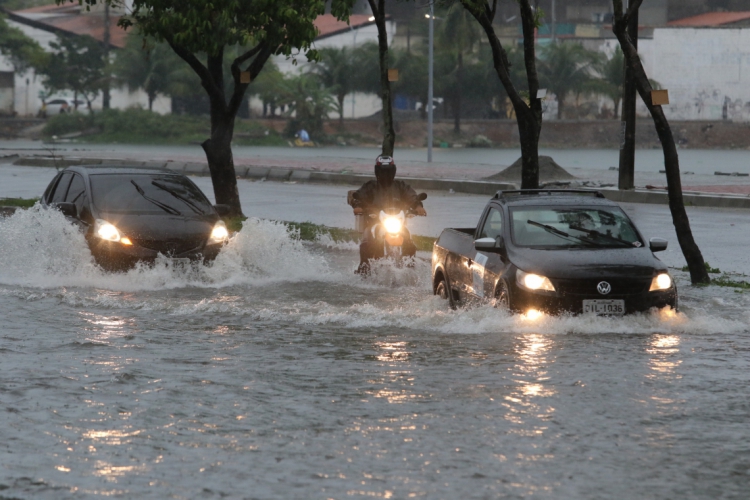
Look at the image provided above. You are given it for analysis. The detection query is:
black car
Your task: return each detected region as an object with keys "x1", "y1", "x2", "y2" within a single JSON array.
[
  {"x1": 432, "y1": 190, "x2": 677, "y2": 315},
  {"x1": 42, "y1": 166, "x2": 230, "y2": 270}
]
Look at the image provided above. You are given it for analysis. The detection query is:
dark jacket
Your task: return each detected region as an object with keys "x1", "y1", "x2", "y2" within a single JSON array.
[{"x1": 351, "y1": 179, "x2": 424, "y2": 214}]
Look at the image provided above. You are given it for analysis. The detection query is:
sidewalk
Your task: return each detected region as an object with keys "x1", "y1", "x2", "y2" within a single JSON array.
[{"x1": 4, "y1": 150, "x2": 750, "y2": 209}]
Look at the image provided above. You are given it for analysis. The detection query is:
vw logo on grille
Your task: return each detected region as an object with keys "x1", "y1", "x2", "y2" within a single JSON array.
[{"x1": 597, "y1": 281, "x2": 612, "y2": 295}]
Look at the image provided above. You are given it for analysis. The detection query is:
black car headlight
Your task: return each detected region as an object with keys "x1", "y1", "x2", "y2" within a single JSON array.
[
  {"x1": 208, "y1": 221, "x2": 229, "y2": 245},
  {"x1": 516, "y1": 269, "x2": 556, "y2": 292},
  {"x1": 94, "y1": 219, "x2": 132, "y2": 246},
  {"x1": 649, "y1": 273, "x2": 672, "y2": 291}
]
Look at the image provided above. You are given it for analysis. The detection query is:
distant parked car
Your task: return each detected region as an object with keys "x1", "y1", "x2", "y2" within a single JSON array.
[
  {"x1": 432, "y1": 190, "x2": 677, "y2": 315},
  {"x1": 41, "y1": 166, "x2": 231, "y2": 270},
  {"x1": 41, "y1": 98, "x2": 87, "y2": 116}
]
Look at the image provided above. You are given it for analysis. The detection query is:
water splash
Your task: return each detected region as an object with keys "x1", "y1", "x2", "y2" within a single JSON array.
[{"x1": 0, "y1": 209, "x2": 330, "y2": 291}]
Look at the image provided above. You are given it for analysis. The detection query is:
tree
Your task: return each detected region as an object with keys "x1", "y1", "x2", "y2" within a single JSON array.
[
  {"x1": 43, "y1": 35, "x2": 107, "y2": 111},
  {"x1": 62, "y1": 0, "x2": 355, "y2": 218},
  {"x1": 538, "y1": 42, "x2": 597, "y2": 120},
  {"x1": 611, "y1": 0, "x2": 709, "y2": 285},
  {"x1": 247, "y1": 61, "x2": 285, "y2": 118},
  {"x1": 112, "y1": 35, "x2": 187, "y2": 111},
  {"x1": 591, "y1": 46, "x2": 625, "y2": 119},
  {"x1": 278, "y1": 74, "x2": 336, "y2": 139},
  {"x1": 310, "y1": 46, "x2": 356, "y2": 127},
  {"x1": 366, "y1": 0, "x2": 396, "y2": 157},
  {"x1": 459, "y1": 0, "x2": 544, "y2": 189},
  {"x1": 0, "y1": 13, "x2": 48, "y2": 73},
  {"x1": 436, "y1": 2, "x2": 482, "y2": 133}
]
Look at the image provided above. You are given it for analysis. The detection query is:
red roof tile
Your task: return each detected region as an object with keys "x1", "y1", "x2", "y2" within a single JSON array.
[
  {"x1": 314, "y1": 14, "x2": 377, "y2": 39},
  {"x1": 668, "y1": 11, "x2": 750, "y2": 27}
]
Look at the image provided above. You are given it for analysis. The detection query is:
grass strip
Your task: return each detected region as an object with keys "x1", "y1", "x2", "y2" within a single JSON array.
[{"x1": 0, "y1": 197, "x2": 39, "y2": 208}]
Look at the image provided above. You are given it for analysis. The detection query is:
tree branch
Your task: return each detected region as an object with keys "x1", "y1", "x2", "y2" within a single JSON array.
[
  {"x1": 165, "y1": 38, "x2": 222, "y2": 98},
  {"x1": 228, "y1": 42, "x2": 273, "y2": 118}
]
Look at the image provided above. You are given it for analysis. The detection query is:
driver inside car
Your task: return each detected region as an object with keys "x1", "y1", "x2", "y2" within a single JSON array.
[{"x1": 350, "y1": 155, "x2": 426, "y2": 273}]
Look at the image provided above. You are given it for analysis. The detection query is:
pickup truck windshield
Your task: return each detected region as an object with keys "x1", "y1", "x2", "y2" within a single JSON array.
[
  {"x1": 510, "y1": 206, "x2": 642, "y2": 248},
  {"x1": 90, "y1": 174, "x2": 214, "y2": 215}
]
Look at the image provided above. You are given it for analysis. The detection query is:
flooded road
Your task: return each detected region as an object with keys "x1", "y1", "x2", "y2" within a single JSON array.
[{"x1": 1, "y1": 208, "x2": 749, "y2": 499}]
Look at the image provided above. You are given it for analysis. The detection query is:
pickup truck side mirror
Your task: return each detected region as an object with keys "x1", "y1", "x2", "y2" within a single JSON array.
[
  {"x1": 474, "y1": 236, "x2": 505, "y2": 252},
  {"x1": 418, "y1": 193, "x2": 428, "y2": 201},
  {"x1": 54, "y1": 202, "x2": 77, "y2": 218},
  {"x1": 213, "y1": 204, "x2": 231, "y2": 216},
  {"x1": 649, "y1": 237, "x2": 668, "y2": 252}
]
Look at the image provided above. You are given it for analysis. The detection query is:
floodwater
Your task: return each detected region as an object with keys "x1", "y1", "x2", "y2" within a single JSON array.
[{"x1": 1, "y1": 207, "x2": 749, "y2": 499}]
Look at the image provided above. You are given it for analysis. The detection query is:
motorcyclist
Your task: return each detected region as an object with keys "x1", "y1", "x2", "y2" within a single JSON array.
[{"x1": 350, "y1": 155, "x2": 427, "y2": 273}]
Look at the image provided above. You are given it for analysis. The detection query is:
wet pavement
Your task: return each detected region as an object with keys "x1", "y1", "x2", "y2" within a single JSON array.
[{"x1": 1, "y1": 151, "x2": 750, "y2": 499}]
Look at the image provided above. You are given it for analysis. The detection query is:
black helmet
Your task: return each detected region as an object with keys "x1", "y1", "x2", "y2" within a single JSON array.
[{"x1": 374, "y1": 155, "x2": 396, "y2": 187}]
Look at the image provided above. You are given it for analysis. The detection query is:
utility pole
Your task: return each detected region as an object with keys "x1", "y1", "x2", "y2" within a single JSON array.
[
  {"x1": 551, "y1": 0, "x2": 556, "y2": 43},
  {"x1": 618, "y1": 2, "x2": 638, "y2": 190},
  {"x1": 427, "y1": 2, "x2": 434, "y2": 163},
  {"x1": 102, "y1": 4, "x2": 111, "y2": 109}
]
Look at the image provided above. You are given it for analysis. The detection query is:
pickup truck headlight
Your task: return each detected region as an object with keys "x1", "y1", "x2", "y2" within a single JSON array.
[
  {"x1": 517, "y1": 269, "x2": 556, "y2": 292},
  {"x1": 208, "y1": 221, "x2": 229, "y2": 244},
  {"x1": 649, "y1": 273, "x2": 672, "y2": 291}
]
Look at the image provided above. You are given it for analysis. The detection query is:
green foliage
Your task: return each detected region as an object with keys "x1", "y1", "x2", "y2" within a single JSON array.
[
  {"x1": 278, "y1": 74, "x2": 336, "y2": 139},
  {"x1": 711, "y1": 276, "x2": 750, "y2": 289},
  {"x1": 0, "y1": 197, "x2": 39, "y2": 208},
  {"x1": 0, "y1": 14, "x2": 48, "y2": 72},
  {"x1": 589, "y1": 47, "x2": 624, "y2": 119},
  {"x1": 681, "y1": 262, "x2": 721, "y2": 274},
  {"x1": 42, "y1": 35, "x2": 107, "y2": 109},
  {"x1": 42, "y1": 108, "x2": 285, "y2": 145},
  {"x1": 538, "y1": 42, "x2": 598, "y2": 119},
  {"x1": 113, "y1": 34, "x2": 192, "y2": 110}
]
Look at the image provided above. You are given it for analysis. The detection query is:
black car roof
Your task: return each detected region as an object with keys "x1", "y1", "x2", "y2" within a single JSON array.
[
  {"x1": 63, "y1": 165, "x2": 181, "y2": 176},
  {"x1": 493, "y1": 189, "x2": 620, "y2": 208}
]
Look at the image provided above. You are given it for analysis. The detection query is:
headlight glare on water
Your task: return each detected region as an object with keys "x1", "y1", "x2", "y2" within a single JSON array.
[
  {"x1": 95, "y1": 219, "x2": 121, "y2": 242},
  {"x1": 516, "y1": 269, "x2": 556, "y2": 292},
  {"x1": 383, "y1": 217, "x2": 403, "y2": 234},
  {"x1": 649, "y1": 273, "x2": 672, "y2": 291},
  {"x1": 208, "y1": 221, "x2": 229, "y2": 244}
]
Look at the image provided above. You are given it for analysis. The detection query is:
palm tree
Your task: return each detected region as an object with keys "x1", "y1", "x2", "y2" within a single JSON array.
[
  {"x1": 590, "y1": 47, "x2": 624, "y2": 119},
  {"x1": 436, "y1": 2, "x2": 482, "y2": 133},
  {"x1": 113, "y1": 35, "x2": 188, "y2": 111},
  {"x1": 538, "y1": 42, "x2": 598, "y2": 120},
  {"x1": 310, "y1": 46, "x2": 356, "y2": 126},
  {"x1": 278, "y1": 74, "x2": 336, "y2": 139}
]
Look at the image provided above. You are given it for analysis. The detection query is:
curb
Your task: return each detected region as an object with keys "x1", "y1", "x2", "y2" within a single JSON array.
[{"x1": 8, "y1": 155, "x2": 750, "y2": 209}]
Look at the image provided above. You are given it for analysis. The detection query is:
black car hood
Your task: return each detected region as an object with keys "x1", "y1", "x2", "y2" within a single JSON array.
[
  {"x1": 98, "y1": 213, "x2": 216, "y2": 242},
  {"x1": 507, "y1": 246, "x2": 665, "y2": 279}
]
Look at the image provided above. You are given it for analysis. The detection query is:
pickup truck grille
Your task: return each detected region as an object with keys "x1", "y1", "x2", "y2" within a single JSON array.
[{"x1": 553, "y1": 277, "x2": 651, "y2": 297}]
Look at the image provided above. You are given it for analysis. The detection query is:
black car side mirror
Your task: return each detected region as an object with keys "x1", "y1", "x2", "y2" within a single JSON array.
[
  {"x1": 54, "y1": 202, "x2": 77, "y2": 218},
  {"x1": 474, "y1": 236, "x2": 505, "y2": 252},
  {"x1": 213, "y1": 204, "x2": 231, "y2": 216},
  {"x1": 649, "y1": 237, "x2": 668, "y2": 252}
]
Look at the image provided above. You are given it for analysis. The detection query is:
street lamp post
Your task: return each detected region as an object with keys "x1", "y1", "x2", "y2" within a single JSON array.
[{"x1": 427, "y1": 4, "x2": 434, "y2": 163}]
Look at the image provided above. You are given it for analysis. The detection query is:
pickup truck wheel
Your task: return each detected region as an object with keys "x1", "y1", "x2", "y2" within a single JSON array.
[
  {"x1": 435, "y1": 278, "x2": 449, "y2": 300},
  {"x1": 494, "y1": 282, "x2": 510, "y2": 310}
]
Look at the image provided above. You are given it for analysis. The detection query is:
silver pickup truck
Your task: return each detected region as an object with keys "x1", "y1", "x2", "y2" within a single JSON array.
[{"x1": 431, "y1": 190, "x2": 677, "y2": 315}]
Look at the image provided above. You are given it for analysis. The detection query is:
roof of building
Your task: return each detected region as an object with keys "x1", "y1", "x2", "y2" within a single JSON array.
[
  {"x1": 667, "y1": 11, "x2": 750, "y2": 27},
  {"x1": 8, "y1": 4, "x2": 379, "y2": 49}
]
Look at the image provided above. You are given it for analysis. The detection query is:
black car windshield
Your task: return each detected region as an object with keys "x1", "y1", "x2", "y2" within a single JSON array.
[
  {"x1": 90, "y1": 174, "x2": 213, "y2": 215},
  {"x1": 510, "y1": 206, "x2": 643, "y2": 248}
]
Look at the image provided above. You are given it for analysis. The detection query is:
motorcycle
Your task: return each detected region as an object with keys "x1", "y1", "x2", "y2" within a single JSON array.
[{"x1": 348, "y1": 191, "x2": 427, "y2": 269}]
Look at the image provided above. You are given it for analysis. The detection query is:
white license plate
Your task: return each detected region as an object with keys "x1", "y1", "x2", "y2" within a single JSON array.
[{"x1": 583, "y1": 299, "x2": 625, "y2": 315}]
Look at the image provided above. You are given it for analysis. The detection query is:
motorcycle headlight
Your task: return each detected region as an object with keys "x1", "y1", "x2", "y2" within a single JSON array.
[
  {"x1": 649, "y1": 273, "x2": 672, "y2": 291},
  {"x1": 383, "y1": 216, "x2": 403, "y2": 234},
  {"x1": 208, "y1": 221, "x2": 229, "y2": 244},
  {"x1": 517, "y1": 269, "x2": 556, "y2": 292},
  {"x1": 95, "y1": 219, "x2": 121, "y2": 242}
]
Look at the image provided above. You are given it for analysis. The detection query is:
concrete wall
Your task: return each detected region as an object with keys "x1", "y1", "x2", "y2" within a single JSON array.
[{"x1": 638, "y1": 27, "x2": 750, "y2": 122}]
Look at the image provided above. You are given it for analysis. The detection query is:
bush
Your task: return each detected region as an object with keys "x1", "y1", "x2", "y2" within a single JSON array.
[{"x1": 42, "y1": 108, "x2": 286, "y2": 146}]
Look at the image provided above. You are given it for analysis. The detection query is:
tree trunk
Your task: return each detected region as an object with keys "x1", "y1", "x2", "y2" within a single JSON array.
[
  {"x1": 462, "y1": 0, "x2": 541, "y2": 189},
  {"x1": 613, "y1": 97, "x2": 621, "y2": 119},
  {"x1": 368, "y1": 0, "x2": 395, "y2": 157},
  {"x1": 454, "y1": 52, "x2": 463, "y2": 134},
  {"x1": 202, "y1": 116, "x2": 242, "y2": 217},
  {"x1": 612, "y1": 0, "x2": 709, "y2": 285},
  {"x1": 557, "y1": 93, "x2": 564, "y2": 120},
  {"x1": 148, "y1": 91, "x2": 155, "y2": 112},
  {"x1": 338, "y1": 93, "x2": 345, "y2": 128}
]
